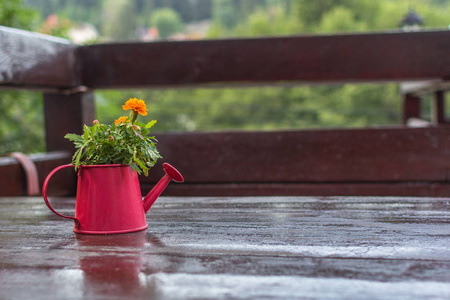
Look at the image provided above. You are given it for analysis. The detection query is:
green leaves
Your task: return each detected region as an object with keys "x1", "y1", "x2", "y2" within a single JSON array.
[
  {"x1": 64, "y1": 133, "x2": 86, "y2": 148},
  {"x1": 83, "y1": 124, "x2": 90, "y2": 140},
  {"x1": 65, "y1": 119, "x2": 161, "y2": 176},
  {"x1": 145, "y1": 120, "x2": 157, "y2": 129}
]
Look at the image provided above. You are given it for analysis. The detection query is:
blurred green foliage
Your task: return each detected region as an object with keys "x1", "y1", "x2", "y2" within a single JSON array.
[
  {"x1": 150, "y1": 8, "x2": 183, "y2": 39},
  {"x1": 2, "y1": 0, "x2": 450, "y2": 154},
  {"x1": 0, "y1": 0, "x2": 38, "y2": 29},
  {"x1": 0, "y1": 91, "x2": 44, "y2": 154},
  {"x1": 96, "y1": 84, "x2": 400, "y2": 133},
  {"x1": 0, "y1": 0, "x2": 43, "y2": 155},
  {"x1": 102, "y1": 0, "x2": 137, "y2": 41}
]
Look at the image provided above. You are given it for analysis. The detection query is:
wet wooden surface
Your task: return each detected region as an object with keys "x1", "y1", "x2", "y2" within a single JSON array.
[
  {"x1": 0, "y1": 25, "x2": 77, "y2": 89},
  {"x1": 0, "y1": 196, "x2": 449, "y2": 299}
]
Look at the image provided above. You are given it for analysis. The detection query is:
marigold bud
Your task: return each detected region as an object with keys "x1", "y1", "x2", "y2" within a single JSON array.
[
  {"x1": 108, "y1": 135, "x2": 114, "y2": 141},
  {"x1": 93, "y1": 120, "x2": 99, "y2": 125}
]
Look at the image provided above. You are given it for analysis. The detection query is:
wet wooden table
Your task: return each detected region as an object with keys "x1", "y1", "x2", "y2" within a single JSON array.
[{"x1": 0, "y1": 196, "x2": 449, "y2": 299}]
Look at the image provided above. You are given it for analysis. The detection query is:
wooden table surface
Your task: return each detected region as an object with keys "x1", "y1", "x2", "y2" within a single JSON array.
[{"x1": 0, "y1": 196, "x2": 449, "y2": 299}]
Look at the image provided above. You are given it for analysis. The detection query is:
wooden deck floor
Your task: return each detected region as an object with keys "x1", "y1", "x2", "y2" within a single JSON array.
[{"x1": 0, "y1": 196, "x2": 449, "y2": 299}]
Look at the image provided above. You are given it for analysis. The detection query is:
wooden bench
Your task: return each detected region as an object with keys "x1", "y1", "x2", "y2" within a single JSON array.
[{"x1": 1, "y1": 25, "x2": 450, "y2": 196}]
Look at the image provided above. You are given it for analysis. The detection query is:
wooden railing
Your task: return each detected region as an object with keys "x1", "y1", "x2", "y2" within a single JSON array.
[{"x1": 1, "y1": 25, "x2": 450, "y2": 196}]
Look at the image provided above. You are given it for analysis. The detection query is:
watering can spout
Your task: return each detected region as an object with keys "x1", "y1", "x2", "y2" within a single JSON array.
[{"x1": 143, "y1": 163, "x2": 184, "y2": 213}]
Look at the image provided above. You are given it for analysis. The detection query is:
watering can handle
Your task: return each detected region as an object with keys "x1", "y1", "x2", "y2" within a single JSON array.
[{"x1": 42, "y1": 164, "x2": 79, "y2": 225}]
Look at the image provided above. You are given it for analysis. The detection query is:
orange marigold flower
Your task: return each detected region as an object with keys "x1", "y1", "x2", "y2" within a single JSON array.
[
  {"x1": 122, "y1": 98, "x2": 148, "y2": 116},
  {"x1": 114, "y1": 116, "x2": 129, "y2": 125}
]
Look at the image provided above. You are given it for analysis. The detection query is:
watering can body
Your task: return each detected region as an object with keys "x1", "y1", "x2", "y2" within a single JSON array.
[
  {"x1": 74, "y1": 164, "x2": 148, "y2": 234},
  {"x1": 43, "y1": 163, "x2": 183, "y2": 235}
]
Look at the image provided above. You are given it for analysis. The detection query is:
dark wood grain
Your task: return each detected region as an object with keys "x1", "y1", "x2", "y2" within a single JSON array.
[
  {"x1": 0, "y1": 196, "x2": 449, "y2": 299},
  {"x1": 0, "y1": 26, "x2": 78, "y2": 89},
  {"x1": 402, "y1": 93, "x2": 422, "y2": 123},
  {"x1": 0, "y1": 151, "x2": 74, "y2": 197},
  {"x1": 80, "y1": 31, "x2": 450, "y2": 89},
  {"x1": 147, "y1": 182, "x2": 450, "y2": 197},
  {"x1": 43, "y1": 91, "x2": 96, "y2": 152},
  {"x1": 433, "y1": 91, "x2": 446, "y2": 124},
  {"x1": 137, "y1": 127, "x2": 450, "y2": 196},
  {"x1": 143, "y1": 127, "x2": 450, "y2": 183}
]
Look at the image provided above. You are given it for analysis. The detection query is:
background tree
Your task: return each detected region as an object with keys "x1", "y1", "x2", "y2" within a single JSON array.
[
  {"x1": 0, "y1": 0, "x2": 43, "y2": 155},
  {"x1": 4, "y1": 0, "x2": 450, "y2": 153},
  {"x1": 212, "y1": 0, "x2": 237, "y2": 29},
  {"x1": 102, "y1": 0, "x2": 137, "y2": 41},
  {"x1": 1, "y1": 0, "x2": 38, "y2": 29},
  {"x1": 150, "y1": 8, "x2": 183, "y2": 39}
]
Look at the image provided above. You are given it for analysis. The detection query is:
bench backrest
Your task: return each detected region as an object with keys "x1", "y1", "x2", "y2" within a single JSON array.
[{"x1": 1, "y1": 26, "x2": 450, "y2": 196}]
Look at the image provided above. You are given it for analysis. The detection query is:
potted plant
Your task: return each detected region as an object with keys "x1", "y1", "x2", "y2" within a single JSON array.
[
  {"x1": 65, "y1": 97, "x2": 161, "y2": 176},
  {"x1": 42, "y1": 98, "x2": 184, "y2": 235}
]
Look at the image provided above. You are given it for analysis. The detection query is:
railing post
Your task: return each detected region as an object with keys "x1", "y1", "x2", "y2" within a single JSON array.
[
  {"x1": 432, "y1": 90, "x2": 446, "y2": 124},
  {"x1": 402, "y1": 93, "x2": 421, "y2": 124},
  {"x1": 43, "y1": 91, "x2": 96, "y2": 152}
]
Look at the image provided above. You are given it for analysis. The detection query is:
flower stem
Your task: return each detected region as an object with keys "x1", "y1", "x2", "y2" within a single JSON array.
[{"x1": 129, "y1": 110, "x2": 138, "y2": 123}]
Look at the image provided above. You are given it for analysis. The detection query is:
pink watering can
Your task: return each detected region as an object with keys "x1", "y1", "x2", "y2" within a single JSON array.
[{"x1": 42, "y1": 163, "x2": 184, "y2": 235}]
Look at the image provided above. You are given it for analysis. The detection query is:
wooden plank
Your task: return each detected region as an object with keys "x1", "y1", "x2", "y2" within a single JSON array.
[
  {"x1": 144, "y1": 182, "x2": 450, "y2": 197},
  {"x1": 140, "y1": 127, "x2": 450, "y2": 185},
  {"x1": 0, "y1": 159, "x2": 22, "y2": 196},
  {"x1": 1, "y1": 196, "x2": 449, "y2": 299},
  {"x1": 80, "y1": 31, "x2": 450, "y2": 89},
  {"x1": 432, "y1": 90, "x2": 446, "y2": 124},
  {"x1": 0, "y1": 26, "x2": 78, "y2": 89},
  {"x1": 400, "y1": 80, "x2": 450, "y2": 97},
  {"x1": 43, "y1": 91, "x2": 96, "y2": 152},
  {"x1": 0, "y1": 151, "x2": 74, "y2": 197}
]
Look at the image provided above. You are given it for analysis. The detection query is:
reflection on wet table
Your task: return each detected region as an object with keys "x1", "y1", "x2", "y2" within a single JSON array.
[{"x1": 0, "y1": 196, "x2": 449, "y2": 299}]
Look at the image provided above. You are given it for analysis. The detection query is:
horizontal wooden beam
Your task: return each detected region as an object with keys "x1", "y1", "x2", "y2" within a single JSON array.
[
  {"x1": 2, "y1": 28, "x2": 449, "y2": 90},
  {"x1": 141, "y1": 127, "x2": 450, "y2": 185},
  {"x1": 400, "y1": 80, "x2": 450, "y2": 96},
  {"x1": 0, "y1": 151, "x2": 74, "y2": 197},
  {"x1": 80, "y1": 31, "x2": 450, "y2": 89},
  {"x1": 143, "y1": 182, "x2": 450, "y2": 197},
  {"x1": 0, "y1": 26, "x2": 78, "y2": 90}
]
